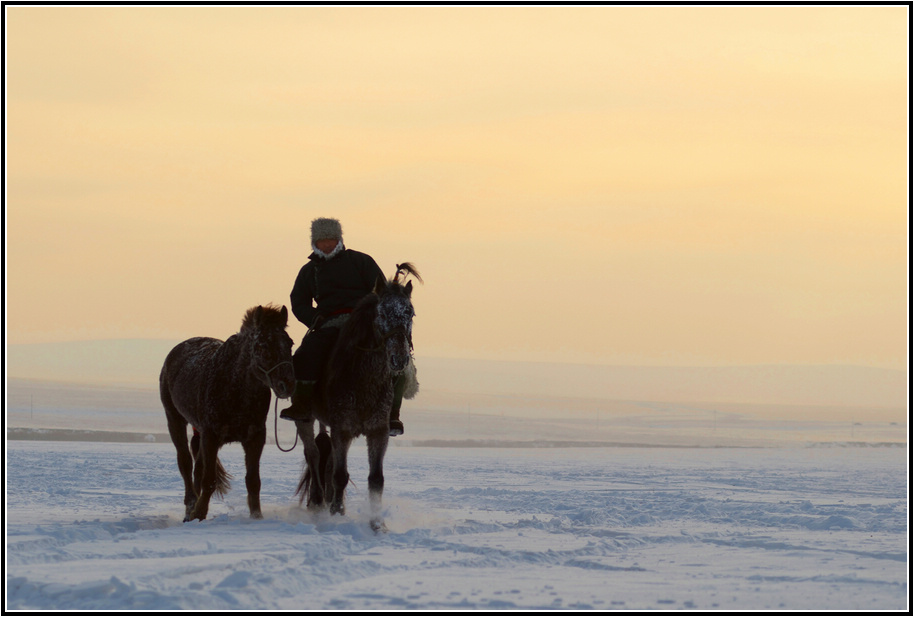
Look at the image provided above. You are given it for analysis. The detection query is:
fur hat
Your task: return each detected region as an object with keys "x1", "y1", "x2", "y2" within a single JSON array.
[{"x1": 311, "y1": 218, "x2": 343, "y2": 242}]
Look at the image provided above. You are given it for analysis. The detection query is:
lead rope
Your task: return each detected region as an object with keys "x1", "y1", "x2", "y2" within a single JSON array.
[
  {"x1": 256, "y1": 360, "x2": 299, "y2": 452},
  {"x1": 273, "y1": 396, "x2": 299, "y2": 452}
]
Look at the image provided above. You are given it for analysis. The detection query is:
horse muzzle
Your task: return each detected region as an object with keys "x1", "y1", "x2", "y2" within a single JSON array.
[
  {"x1": 273, "y1": 379, "x2": 293, "y2": 399},
  {"x1": 258, "y1": 361, "x2": 295, "y2": 399},
  {"x1": 389, "y1": 354, "x2": 410, "y2": 373},
  {"x1": 381, "y1": 326, "x2": 412, "y2": 373},
  {"x1": 387, "y1": 338, "x2": 411, "y2": 373}
]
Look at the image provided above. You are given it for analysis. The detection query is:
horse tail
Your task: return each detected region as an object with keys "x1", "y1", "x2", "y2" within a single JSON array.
[
  {"x1": 190, "y1": 430, "x2": 232, "y2": 497},
  {"x1": 295, "y1": 466, "x2": 311, "y2": 505},
  {"x1": 212, "y1": 455, "x2": 232, "y2": 497},
  {"x1": 295, "y1": 430, "x2": 333, "y2": 506}
]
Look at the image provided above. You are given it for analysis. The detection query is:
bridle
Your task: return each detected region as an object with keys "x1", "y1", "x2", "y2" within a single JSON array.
[
  {"x1": 386, "y1": 324, "x2": 414, "y2": 352},
  {"x1": 357, "y1": 324, "x2": 412, "y2": 354},
  {"x1": 257, "y1": 360, "x2": 294, "y2": 397}
]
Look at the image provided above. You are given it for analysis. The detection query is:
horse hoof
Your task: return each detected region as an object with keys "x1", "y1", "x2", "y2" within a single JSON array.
[
  {"x1": 184, "y1": 507, "x2": 205, "y2": 522},
  {"x1": 370, "y1": 519, "x2": 388, "y2": 533},
  {"x1": 250, "y1": 511, "x2": 263, "y2": 520}
]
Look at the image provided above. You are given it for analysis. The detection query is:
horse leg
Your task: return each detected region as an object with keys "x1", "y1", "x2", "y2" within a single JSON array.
[
  {"x1": 164, "y1": 405, "x2": 196, "y2": 520},
  {"x1": 242, "y1": 430, "x2": 266, "y2": 519},
  {"x1": 315, "y1": 427, "x2": 332, "y2": 506},
  {"x1": 328, "y1": 429, "x2": 353, "y2": 516},
  {"x1": 366, "y1": 427, "x2": 390, "y2": 532},
  {"x1": 186, "y1": 432, "x2": 220, "y2": 521},
  {"x1": 191, "y1": 430, "x2": 203, "y2": 499}
]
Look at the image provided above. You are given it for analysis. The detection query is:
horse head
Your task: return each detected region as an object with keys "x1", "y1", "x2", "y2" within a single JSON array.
[
  {"x1": 375, "y1": 263, "x2": 421, "y2": 374},
  {"x1": 245, "y1": 304, "x2": 296, "y2": 399}
]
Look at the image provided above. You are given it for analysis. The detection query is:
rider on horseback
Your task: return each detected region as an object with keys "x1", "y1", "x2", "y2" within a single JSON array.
[{"x1": 280, "y1": 217, "x2": 408, "y2": 436}]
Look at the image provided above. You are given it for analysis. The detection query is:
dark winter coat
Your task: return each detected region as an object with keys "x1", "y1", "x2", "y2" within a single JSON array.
[{"x1": 290, "y1": 248, "x2": 385, "y2": 329}]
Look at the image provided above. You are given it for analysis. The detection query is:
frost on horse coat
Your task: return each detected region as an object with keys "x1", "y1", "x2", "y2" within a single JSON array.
[
  {"x1": 295, "y1": 263, "x2": 421, "y2": 532},
  {"x1": 160, "y1": 305, "x2": 295, "y2": 522}
]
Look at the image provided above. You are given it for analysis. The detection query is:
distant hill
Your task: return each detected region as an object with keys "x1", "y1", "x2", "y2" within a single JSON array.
[{"x1": 6, "y1": 339, "x2": 909, "y2": 409}]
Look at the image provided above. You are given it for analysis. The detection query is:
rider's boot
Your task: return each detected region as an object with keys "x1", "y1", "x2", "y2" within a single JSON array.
[
  {"x1": 389, "y1": 373, "x2": 406, "y2": 436},
  {"x1": 280, "y1": 380, "x2": 315, "y2": 422}
]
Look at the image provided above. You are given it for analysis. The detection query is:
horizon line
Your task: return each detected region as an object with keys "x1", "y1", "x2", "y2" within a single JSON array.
[{"x1": 5, "y1": 337, "x2": 907, "y2": 373}]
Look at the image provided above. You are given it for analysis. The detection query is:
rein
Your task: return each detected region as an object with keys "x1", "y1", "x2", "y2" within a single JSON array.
[
  {"x1": 273, "y1": 396, "x2": 299, "y2": 452},
  {"x1": 256, "y1": 360, "x2": 299, "y2": 452},
  {"x1": 356, "y1": 325, "x2": 411, "y2": 353}
]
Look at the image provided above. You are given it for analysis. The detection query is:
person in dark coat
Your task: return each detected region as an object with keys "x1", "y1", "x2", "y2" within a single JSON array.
[{"x1": 280, "y1": 217, "x2": 407, "y2": 436}]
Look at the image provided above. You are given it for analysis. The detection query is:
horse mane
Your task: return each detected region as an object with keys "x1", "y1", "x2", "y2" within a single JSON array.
[
  {"x1": 240, "y1": 303, "x2": 287, "y2": 332},
  {"x1": 336, "y1": 293, "x2": 380, "y2": 354}
]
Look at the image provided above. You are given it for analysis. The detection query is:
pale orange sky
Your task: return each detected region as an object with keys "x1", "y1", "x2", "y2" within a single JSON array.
[{"x1": 5, "y1": 5, "x2": 909, "y2": 369}]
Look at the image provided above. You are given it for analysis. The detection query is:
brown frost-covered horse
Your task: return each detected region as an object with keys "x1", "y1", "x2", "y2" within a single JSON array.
[
  {"x1": 295, "y1": 263, "x2": 421, "y2": 532},
  {"x1": 160, "y1": 305, "x2": 295, "y2": 521}
]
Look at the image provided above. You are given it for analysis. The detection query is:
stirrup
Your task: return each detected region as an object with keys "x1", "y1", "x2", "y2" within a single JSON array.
[{"x1": 388, "y1": 420, "x2": 404, "y2": 437}]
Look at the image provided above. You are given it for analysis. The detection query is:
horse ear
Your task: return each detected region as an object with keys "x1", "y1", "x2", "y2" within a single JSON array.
[
  {"x1": 404, "y1": 281, "x2": 413, "y2": 297},
  {"x1": 374, "y1": 276, "x2": 386, "y2": 295},
  {"x1": 280, "y1": 305, "x2": 288, "y2": 326},
  {"x1": 253, "y1": 305, "x2": 263, "y2": 326}
]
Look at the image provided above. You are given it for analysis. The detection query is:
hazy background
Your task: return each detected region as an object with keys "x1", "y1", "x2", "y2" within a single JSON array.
[{"x1": 4, "y1": 5, "x2": 909, "y2": 438}]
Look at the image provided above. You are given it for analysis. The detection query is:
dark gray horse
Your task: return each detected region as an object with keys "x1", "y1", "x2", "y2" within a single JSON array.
[
  {"x1": 295, "y1": 263, "x2": 421, "y2": 531},
  {"x1": 160, "y1": 305, "x2": 295, "y2": 521}
]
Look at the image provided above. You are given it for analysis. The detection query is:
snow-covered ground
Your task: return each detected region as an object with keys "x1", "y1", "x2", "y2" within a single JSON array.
[{"x1": 5, "y1": 435, "x2": 908, "y2": 611}]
